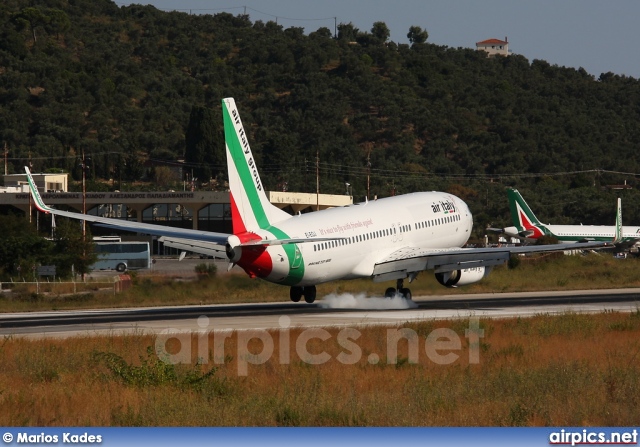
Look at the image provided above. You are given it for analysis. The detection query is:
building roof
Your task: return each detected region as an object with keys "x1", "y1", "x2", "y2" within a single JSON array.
[{"x1": 476, "y1": 38, "x2": 507, "y2": 46}]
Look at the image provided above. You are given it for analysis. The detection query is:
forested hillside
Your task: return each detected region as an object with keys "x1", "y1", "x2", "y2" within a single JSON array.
[{"x1": 2, "y1": 0, "x2": 640, "y2": 235}]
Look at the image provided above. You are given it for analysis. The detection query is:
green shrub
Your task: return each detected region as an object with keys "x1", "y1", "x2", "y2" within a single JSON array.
[
  {"x1": 194, "y1": 263, "x2": 217, "y2": 277},
  {"x1": 508, "y1": 255, "x2": 521, "y2": 269}
]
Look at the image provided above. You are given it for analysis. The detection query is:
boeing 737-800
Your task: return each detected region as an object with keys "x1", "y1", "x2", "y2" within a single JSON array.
[
  {"x1": 25, "y1": 98, "x2": 608, "y2": 303},
  {"x1": 493, "y1": 188, "x2": 638, "y2": 248}
]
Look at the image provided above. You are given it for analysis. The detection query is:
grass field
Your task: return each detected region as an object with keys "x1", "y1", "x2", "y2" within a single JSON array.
[
  {"x1": 1, "y1": 253, "x2": 639, "y2": 313},
  {"x1": 1, "y1": 311, "x2": 639, "y2": 426},
  {"x1": 1, "y1": 253, "x2": 640, "y2": 426}
]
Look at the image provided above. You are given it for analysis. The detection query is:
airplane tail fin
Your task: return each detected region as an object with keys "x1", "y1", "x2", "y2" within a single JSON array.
[
  {"x1": 507, "y1": 188, "x2": 543, "y2": 232},
  {"x1": 614, "y1": 197, "x2": 622, "y2": 244},
  {"x1": 222, "y1": 98, "x2": 290, "y2": 234}
]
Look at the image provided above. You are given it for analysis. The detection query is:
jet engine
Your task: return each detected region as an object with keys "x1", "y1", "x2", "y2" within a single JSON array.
[
  {"x1": 225, "y1": 235, "x2": 243, "y2": 263},
  {"x1": 435, "y1": 267, "x2": 489, "y2": 288}
]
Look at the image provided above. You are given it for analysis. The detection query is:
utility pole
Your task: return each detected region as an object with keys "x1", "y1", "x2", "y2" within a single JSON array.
[
  {"x1": 28, "y1": 152, "x2": 32, "y2": 223},
  {"x1": 81, "y1": 149, "x2": 88, "y2": 281},
  {"x1": 82, "y1": 149, "x2": 86, "y2": 238},
  {"x1": 3, "y1": 142, "x2": 7, "y2": 175},
  {"x1": 316, "y1": 149, "x2": 319, "y2": 211},
  {"x1": 366, "y1": 147, "x2": 371, "y2": 200}
]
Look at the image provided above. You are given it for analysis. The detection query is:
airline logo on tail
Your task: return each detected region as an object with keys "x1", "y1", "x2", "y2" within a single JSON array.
[
  {"x1": 507, "y1": 188, "x2": 547, "y2": 239},
  {"x1": 223, "y1": 98, "x2": 290, "y2": 234},
  {"x1": 222, "y1": 98, "x2": 304, "y2": 286}
]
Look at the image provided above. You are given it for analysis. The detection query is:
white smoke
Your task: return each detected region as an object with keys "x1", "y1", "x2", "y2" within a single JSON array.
[{"x1": 319, "y1": 292, "x2": 418, "y2": 310}]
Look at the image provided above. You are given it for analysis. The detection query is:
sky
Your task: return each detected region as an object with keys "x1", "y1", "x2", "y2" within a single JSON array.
[{"x1": 117, "y1": 0, "x2": 640, "y2": 79}]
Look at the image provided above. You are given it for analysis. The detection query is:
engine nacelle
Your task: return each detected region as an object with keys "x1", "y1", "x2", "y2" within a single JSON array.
[
  {"x1": 435, "y1": 267, "x2": 489, "y2": 288},
  {"x1": 225, "y1": 235, "x2": 242, "y2": 263}
]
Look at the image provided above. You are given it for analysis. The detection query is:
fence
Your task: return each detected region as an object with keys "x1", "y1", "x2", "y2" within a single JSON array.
[{"x1": 0, "y1": 275, "x2": 132, "y2": 296}]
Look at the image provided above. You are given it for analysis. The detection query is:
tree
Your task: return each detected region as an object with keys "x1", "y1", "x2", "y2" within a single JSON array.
[
  {"x1": 185, "y1": 106, "x2": 223, "y2": 182},
  {"x1": 407, "y1": 26, "x2": 428, "y2": 45},
  {"x1": 45, "y1": 9, "x2": 70, "y2": 40},
  {"x1": 337, "y1": 22, "x2": 359, "y2": 42},
  {"x1": 371, "y1": 22, "x2": 390, "y2": 44},
  {"x1": 0, "y1": 214, "x2": 50, "y2": 280},
  {"x1": 12, "y1": 7, "x2": 48, "y2": 43},
  {"x1": 123, "y1": 152, "x2": 145, "y2": 182},
  {"x1": 51, "y1": 219, "x2": 96, "y2": 279}
]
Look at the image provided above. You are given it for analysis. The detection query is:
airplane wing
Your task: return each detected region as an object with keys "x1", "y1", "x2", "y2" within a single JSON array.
[
  {"x1": 159, "y1": 237, "x2": 227, "y2": 258},
  {"x1": 26, "y1": 167, "x2": 347, "y2": 250},
  {"x1": 371, "y1": 241, "x2": 608, "y2": 283},
  {"x1": 25, "y1": 167, "x2": 230, "y2": 245}
]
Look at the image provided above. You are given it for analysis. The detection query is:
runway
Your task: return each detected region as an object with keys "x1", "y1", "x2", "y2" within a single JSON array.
[{"x1": 1, "y1": 288, "x2": 640, "y2": 339}]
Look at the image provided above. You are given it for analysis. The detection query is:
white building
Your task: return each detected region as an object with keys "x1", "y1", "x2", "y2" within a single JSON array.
[
  {"x1": 476, "y1": 37, "x2": 509, "y2": 57},
  {"x1": 3, "y1": 172, "x2": 68, "y2": 193}
]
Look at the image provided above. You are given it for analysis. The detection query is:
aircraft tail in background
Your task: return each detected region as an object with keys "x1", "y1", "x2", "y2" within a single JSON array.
[
  {"x1": 614, "y1": 197, "x2": 623, "y2": 244},
  {"x1": 507, "y1": 188, "x2": 546, "y2": 238}
]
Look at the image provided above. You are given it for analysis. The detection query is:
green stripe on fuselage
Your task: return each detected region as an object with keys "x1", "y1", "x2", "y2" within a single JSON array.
[{"x1": 222, "y1": 100, "x2": 304, "y2": 285}]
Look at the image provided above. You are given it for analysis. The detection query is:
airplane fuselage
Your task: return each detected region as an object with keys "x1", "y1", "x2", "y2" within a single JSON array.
[
  {"x1": 503, "y1": 224, "x2": 640, "y2": 243},
  {"x1": 233, "y1": 192, "x2": 473, "y2": 286}
]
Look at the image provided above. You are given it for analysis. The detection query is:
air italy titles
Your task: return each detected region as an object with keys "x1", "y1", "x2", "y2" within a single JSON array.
[
  {"x1": 232, "y1": 107, "x2": 262, "y2": 192},
  {"x1": 14, "y1": 432, "x2": 102, "y2": 443},
  {"x1": 431, "y1": 199, "x2": 457, "y2": 214}
]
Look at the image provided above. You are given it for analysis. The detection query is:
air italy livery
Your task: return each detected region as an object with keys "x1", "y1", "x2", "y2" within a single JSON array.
[
  {"x1": 25, "y1": 98, "x2": 609, "y2": 304},
  {"x1": 492, "y1": 188, "x2": 637, "y2": 248}
]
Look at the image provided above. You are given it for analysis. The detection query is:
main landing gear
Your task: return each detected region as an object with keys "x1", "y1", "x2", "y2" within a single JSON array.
[
  {"x1": 290, "y1": 285, "x2": 317, "y2": 304},
  {"x1": 384, "y1": 278, "x2": 412, "y2": 300}
]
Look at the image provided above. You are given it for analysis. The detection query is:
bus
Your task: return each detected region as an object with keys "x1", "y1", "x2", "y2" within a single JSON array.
[{"x1": 91, "y1": 241, "x2": 151, "y2": 272}]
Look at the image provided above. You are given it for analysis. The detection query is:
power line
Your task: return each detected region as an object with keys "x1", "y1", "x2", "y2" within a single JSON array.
[{"x1": 8, "y1": 152, "x2": 640, "y2": 181}]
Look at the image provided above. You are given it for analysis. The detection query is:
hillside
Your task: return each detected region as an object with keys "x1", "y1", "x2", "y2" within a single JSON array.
[{"x1": 2, "y1": 0, "x2": 640, "y2": 234}]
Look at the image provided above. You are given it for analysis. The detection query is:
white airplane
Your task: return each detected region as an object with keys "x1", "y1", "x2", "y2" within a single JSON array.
[
  {"x1": 491, "y1": 188, "x2": 638, "y2": 248},
  {"x1": 25, "y1": 98, "x2": 609, "y2": 303}
]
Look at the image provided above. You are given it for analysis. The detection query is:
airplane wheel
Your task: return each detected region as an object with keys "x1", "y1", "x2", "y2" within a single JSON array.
[
  {"x1": 384, "y1": 287, "x2": 396, "y2": 298},
  {"x1": 290, "y1": 286, "x2": 303, "y2": 302},
  {"x1": 400, "y1": 288, "x2": 412, "y2": 300},
  {"x1": 303, "y1": 285, "x2": 317, "y2": 304}
]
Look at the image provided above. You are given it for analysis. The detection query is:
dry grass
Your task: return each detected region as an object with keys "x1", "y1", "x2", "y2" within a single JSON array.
[
  {"x1": 1, "y1": 311, "x2": 640, "y2": 426},
  {"x1": 1, "y1": 253, "x2": 640, "y2": 313}
]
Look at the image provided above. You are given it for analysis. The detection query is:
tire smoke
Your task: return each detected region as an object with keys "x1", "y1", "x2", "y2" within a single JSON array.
[{"x1": 319, "y1": 292, "x2": 418, "y2": 310}]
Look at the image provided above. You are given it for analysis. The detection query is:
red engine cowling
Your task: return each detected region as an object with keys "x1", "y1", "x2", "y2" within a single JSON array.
[
  {"x1": 435, "y1": 267, "x2": 488, "y2": 288},
  {"x1": 225, "y1": 233, "x2": 273, "y2": 279}
]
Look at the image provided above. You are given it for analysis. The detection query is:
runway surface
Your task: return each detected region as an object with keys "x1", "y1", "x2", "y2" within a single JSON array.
[{"x1": 1, "y1": 288, "x2": 640, "y2": 339}]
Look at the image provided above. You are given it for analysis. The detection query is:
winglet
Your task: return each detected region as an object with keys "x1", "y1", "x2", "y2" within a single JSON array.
[
  {"x1": 25, "y1": 167, "x2": 52, "y2": 213},
  {"x1": 614, "y1": 197, "x2": 622, "y2": 244}
]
